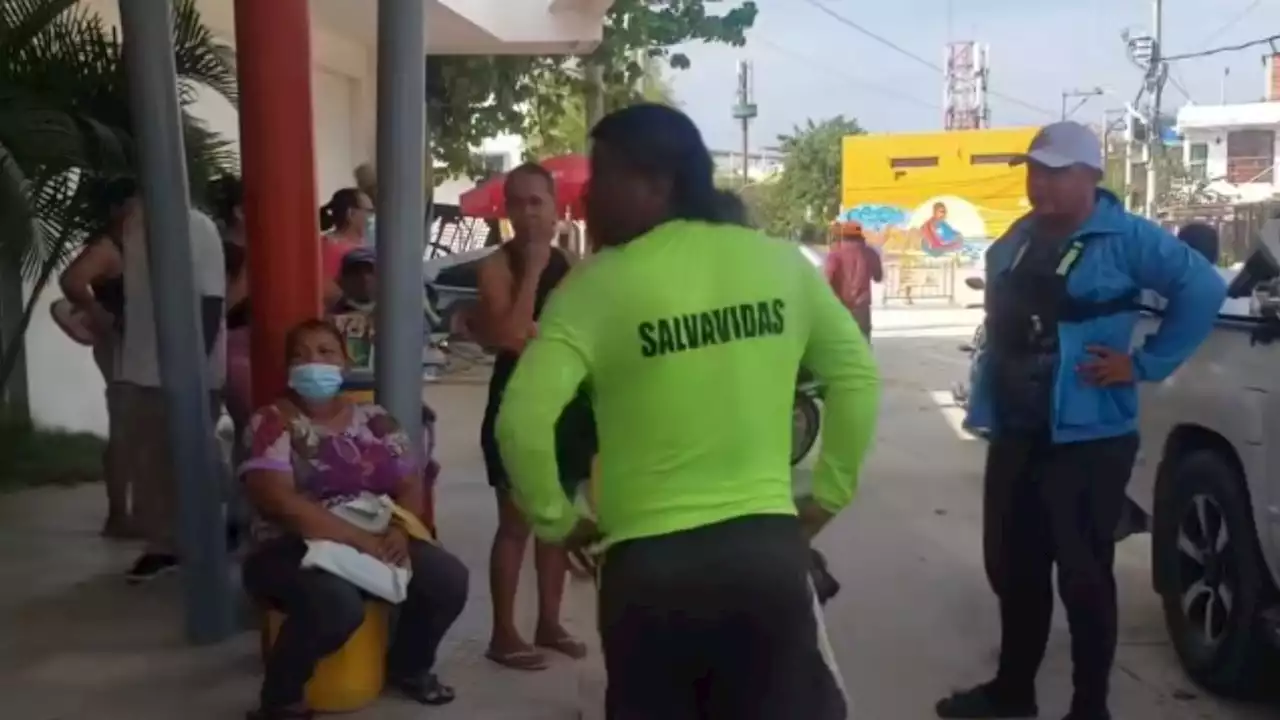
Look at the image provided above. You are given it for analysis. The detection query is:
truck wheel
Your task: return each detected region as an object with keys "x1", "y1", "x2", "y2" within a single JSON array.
[
  {"x1": 791, "y1": 393, "x2": 820, "y2": 467},
  {"x1": 1156, "y1": 449, "x2": 1276, "y2": 697}
]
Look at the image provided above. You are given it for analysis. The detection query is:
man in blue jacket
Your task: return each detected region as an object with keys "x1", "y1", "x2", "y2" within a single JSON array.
[{"x1": 935, "y1": 121, "x2": 1227, "y2": 720}]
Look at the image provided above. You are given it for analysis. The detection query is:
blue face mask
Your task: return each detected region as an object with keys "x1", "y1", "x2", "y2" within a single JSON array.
[{"x1": 288, "y1": 363, "x2": 345, "y2": 401}]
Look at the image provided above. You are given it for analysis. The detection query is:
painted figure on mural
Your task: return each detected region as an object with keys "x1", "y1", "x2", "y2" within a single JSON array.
[{"x1": 920, "y1": 201, "x2": 966, "y2": 256}]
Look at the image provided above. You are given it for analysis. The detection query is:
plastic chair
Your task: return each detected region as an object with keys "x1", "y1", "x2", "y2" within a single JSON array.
[{"x1": 262, "y1": 600, "x2": 389, "y2": 712}]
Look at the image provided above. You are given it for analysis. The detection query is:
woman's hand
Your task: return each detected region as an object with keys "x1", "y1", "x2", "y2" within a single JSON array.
[
  {"x1": 376, "y1": 527, "x2": 412, "y2": 567},
  {"x1": 347, "y1": 528, "x2": 387, "y2": 558}
]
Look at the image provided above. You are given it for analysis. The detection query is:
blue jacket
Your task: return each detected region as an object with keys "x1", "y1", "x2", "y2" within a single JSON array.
[{"x1": 965, "y1": 189, "x2": 1227, "y2": 444}]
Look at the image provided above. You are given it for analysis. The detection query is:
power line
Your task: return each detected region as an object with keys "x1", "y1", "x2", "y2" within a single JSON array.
[
  {"x1": 799, "y1": 0, "x2": 1056, "y2": 118},
  {"x1": 1166, "y1": 67, "x2": 1194, "y2": 102},
  {"x1": 1164, "y1": 33, "x2": 1280, "y2": 62},
  {"x1": 1199, "y1": 0, "x2": 1265, "y2": 49},
  {"x1": 752, "y1": 35, "x2": 940, "y2": 110}
]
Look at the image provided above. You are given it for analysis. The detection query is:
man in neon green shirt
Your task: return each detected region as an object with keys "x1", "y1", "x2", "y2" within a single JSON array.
[{"x1": 497, "y1": 104, "x2": 879, "y2": 719}]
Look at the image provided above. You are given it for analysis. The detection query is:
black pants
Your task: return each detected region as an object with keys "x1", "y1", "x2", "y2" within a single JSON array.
[
  {"x1": 599, "y1": 515, "x2": 846, "y2": 720},
  {"x1": 982, "y1": 433, "x2": 1138, "y2": 715},
  {"x1": 243, "y1": 536, "x2": 469, "y2": 710}
]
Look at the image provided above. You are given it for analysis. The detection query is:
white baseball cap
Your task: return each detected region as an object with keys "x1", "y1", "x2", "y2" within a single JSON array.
[{"x1": 1012, "y1": 121, "x2": 1103, "y2": 172}]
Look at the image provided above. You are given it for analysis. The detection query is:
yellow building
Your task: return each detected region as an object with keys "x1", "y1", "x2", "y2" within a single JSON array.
[{"x1": 840, "y1": 127, "x2": 1038, "y2": 262}]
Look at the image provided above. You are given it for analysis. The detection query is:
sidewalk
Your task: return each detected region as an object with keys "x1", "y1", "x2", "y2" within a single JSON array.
[{"x1": 0, "y1": 383, "x2": 603, "y2": 720}]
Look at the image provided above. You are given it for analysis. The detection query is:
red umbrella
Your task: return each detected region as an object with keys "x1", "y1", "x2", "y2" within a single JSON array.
[
  {"x1": 457, "y1": 175, "x2": 504, "y2": 219},
  {"x1": 457, "y1": 153, "x2": 589, "y2": 219},
  {"x1": 542, "y1": 153, "x2": 589, "y2": 219}
]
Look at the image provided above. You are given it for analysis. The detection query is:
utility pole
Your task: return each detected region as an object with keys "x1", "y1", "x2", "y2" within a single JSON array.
[
  {"x1": 1144, "y1": 0, "x2": 1166, "y2": 218},
  {"x1": 731, "y1": 60, "x2": 758, "y2": 186},
  {"x1": 1061, "y1": 87, "x2": 1105, "y2": 120}
]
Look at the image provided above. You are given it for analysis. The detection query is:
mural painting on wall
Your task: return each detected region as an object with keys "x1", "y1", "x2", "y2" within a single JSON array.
[{"x1": 839, "y1": 195, "x2": 1002, "y2": 265}]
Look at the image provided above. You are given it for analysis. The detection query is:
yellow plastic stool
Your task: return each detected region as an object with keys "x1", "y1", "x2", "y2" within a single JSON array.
[{"x1": 264, "y1": 601, "x2": 389, "y2": 713}]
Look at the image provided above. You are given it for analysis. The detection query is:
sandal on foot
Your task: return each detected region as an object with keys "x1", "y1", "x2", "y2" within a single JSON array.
[
  {"x1": 485, "y1": 646, "x2": 549, "y2": 671},
  {"x1": 391, "y1": 673, "x2": 456, "y2": 706},
  {"x1": 245, "y1": 708, "x2": 314, "y2": 720},
  {"x1": 535, "y1": 633, "x2": 588, "y2": 660}
]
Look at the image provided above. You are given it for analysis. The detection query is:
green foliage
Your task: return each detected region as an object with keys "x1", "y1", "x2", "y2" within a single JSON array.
[
  {"x1": 0, "y1": 0, "x2": 237, "y2": 397},
  {"x1": 764, "y1": 115, "x2": 864, "y2": 237},
  {"x1": 522, "y1": 58, "x2": 678, "y2": 160},
  {"x1": 0, "y1": 404, "x2": 106, "y2": 491},
  {"x1": 430, "y1": 1, "x2": 757, "y2": 177}
]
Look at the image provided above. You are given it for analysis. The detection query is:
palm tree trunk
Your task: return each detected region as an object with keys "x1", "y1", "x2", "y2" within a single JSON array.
[
  {"x1": 0, "y1": 256, "x2": 30, "y2": 414},
  {"x1": 0, "y1": 249, "x2": 62, "y2": 411}
]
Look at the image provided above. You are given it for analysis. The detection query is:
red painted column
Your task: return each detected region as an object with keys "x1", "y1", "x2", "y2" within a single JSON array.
[{"x1": 234, "y1": 0, "x2": 321, "y2": 407}]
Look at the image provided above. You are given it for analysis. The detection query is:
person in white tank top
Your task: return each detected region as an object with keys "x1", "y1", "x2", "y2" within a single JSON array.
[{"x1": 116, "y1": 195, "x2": 228, "y2": 583}]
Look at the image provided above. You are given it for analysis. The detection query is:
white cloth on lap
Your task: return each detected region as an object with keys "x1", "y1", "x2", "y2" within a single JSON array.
[
  {"x1": 301, "y1": 540, "x2": 410, "y2": 603},
  {"x1": 299, "y1": 493, "x2": 410, "y2": 603}
]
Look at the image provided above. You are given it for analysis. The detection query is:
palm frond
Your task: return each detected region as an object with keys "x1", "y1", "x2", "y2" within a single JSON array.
[
  {"x1": 0, "y1": 0, "x2": 76, "y2": 53},
  {"x1": 0, "y1": 0, "x2": 238, "y2": 278}
]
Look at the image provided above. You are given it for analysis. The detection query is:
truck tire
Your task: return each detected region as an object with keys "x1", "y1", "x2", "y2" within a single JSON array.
[{"x1": 1156, "y1": 449, "x2": 1277, "y2": 697}]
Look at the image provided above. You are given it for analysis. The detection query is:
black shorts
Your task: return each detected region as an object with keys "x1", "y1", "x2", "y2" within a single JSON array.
[
  {"x1": 599, "y1": 515, "x2": 846, "y2": 720},
  {"x1": 479, "y1": 390, "x2": 596, "y2": 495}
]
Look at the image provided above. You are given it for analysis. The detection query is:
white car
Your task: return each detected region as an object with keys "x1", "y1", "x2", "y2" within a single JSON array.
[{"x1": 1126, "y1": 223, "x2": 1280, "y2": 697}]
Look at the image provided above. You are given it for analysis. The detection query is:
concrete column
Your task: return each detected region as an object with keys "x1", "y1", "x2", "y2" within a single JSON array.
[
  {"x1": 118, "y1": 0, "x2": 233, "y2": 645},
  {"x1": 374, "y1": 0, "x2": 427, "y2": 460},
  {"x1": 234, "y1": 0, "x2": 322, "y2": 406}
]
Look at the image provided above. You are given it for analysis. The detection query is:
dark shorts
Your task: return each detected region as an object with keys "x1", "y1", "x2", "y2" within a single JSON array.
[
  {"x1": 480, "y1": 391, "x2": 596, "y2": 495},
  {"x1": 599, "y1": 515, "x2": 846, "y2": 720}
]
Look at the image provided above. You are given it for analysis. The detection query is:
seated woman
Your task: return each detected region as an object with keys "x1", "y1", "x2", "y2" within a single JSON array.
[{"x1": 239, "y1": 318, "x2": 468, "y2": 720}]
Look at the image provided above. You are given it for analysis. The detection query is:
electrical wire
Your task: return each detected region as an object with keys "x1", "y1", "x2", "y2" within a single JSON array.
[
  {"x1": 1164, "y1": 33, "x2": 1280, "y2": 62},
  {"x1": 1198, "y1": 0, "x2": 1265, "y2": 50},
  {"x1": 798, "y1": 0, "x2": 1058, "y2": 118},
  {"x1": 1165, "y1": 68, "x2": 1194, "y2": 103},
  {"x1": 752, "y1": 35, "x2": 940, "y2": 110}
]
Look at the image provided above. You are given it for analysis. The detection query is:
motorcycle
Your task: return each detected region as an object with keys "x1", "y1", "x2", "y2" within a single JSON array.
[
  {"x1": 951, "y1": 276, "x2": 988, "y2": 438},
  {"x1": 793, "y1": 372, "x2": 823, "y2": 466}
]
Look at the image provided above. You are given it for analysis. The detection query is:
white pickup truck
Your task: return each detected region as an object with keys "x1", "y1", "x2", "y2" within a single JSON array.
[{"x1": 1126, "y1": 223, "x2": 1280, "y2": 696}]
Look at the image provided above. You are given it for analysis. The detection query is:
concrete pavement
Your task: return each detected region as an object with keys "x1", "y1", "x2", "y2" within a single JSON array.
[
  {"x1": 0, "y1": 382, "x2": 601, "y2": 720},
  {"x1": 816, "y1": 330, "x2": 1278, "y2": 720},
  {"x1": 0, "y1": 308, "x2": 1277, "y2": 719}
]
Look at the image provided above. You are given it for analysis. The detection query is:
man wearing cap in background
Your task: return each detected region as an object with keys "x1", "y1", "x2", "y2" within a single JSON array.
[
  {"x1": 935, "y1": 121, "x2": 1225, "y2": 720},
  {"x1": 824, "y1": 219, "x2": 883, "y2": 340},
  {"x1": 329, "y1": 246, "x2": 378, "y2": 369}
]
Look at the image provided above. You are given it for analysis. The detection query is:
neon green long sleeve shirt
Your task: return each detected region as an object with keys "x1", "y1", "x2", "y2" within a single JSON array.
[{"x1": 496, "y1": 220, "x2": 880, "y2": 546}]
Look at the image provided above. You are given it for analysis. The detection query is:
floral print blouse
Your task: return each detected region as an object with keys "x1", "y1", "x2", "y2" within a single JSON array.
[{"x1": 239, "y1": 401, "x2": 416, "y2": 540}]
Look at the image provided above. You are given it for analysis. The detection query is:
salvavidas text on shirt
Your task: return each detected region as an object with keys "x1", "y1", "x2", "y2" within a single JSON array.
[{"x1": 638, "y1": 298, "x2": 785, "y2": 358}]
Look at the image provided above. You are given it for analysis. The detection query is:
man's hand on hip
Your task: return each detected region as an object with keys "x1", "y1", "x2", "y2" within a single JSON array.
[{"x1": 1078, "y1": 345, "x2": 1135, "y2": 386}]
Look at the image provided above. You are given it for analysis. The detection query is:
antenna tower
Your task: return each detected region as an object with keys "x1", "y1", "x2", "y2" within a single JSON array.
[{"x1": 943, "y1": 41, "x2": 990, "y2": 130}]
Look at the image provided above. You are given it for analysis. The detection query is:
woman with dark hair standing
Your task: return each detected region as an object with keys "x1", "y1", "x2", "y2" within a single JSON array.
[
  {"x1": 474, "y1": 162, "x2": 596, "y2": 671},
  {"x1": 319, "y1": 188, "x2": 374, "y2": 291},
  {"x1": 496, "y1": 104, "x2": 879, "y2": 718}
]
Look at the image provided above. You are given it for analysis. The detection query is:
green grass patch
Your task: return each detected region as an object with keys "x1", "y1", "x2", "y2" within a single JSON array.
[{"x1": 0, "y1": 408, "x2": 105, "y2": 492}]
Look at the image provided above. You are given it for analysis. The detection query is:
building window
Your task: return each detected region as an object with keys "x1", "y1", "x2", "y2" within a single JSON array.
[
  {"x1": 1225, "y1": 129, "x2": 1275, "y2": 184},
  {"x1": 1187, "y1": 142, "x2": 1209, "y2": 181},
  {"x1": 889, "y1": 156, "x2": 939, "y2": 169},
  {"x1": 479, "y1": 152, "x2": 508, "y2": 177},
  {"x1": 969, "y1": 153, "x2": 1020, "y2": 165}
]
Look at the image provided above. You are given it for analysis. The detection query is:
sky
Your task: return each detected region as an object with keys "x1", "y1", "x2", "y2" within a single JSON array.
[{"x1": 669, "y1": 0, "x2": 1280, "y2": 152}]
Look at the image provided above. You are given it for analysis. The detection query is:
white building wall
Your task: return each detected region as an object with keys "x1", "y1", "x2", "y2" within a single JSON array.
[
  {"x1": 1180, "y1": 125, "x2": 1280, "y2": 203},
  {"x1": 433, "y1": 134, "x2": 525, "y2": 205},
  {"x1": 28, "y1": 1, "x2": 377, "y2": 434}
]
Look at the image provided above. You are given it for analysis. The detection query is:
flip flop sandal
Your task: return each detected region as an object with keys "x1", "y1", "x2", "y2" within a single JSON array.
[
  {"x1": 536, "y1": 634, "x2": 588, "y2": 660},
  {"x1": 391, "y1": 673, "x2": 456, "y2": 706},
  {"x1": 484, "y1": 647, "x2": 550, "y2": 671}
]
